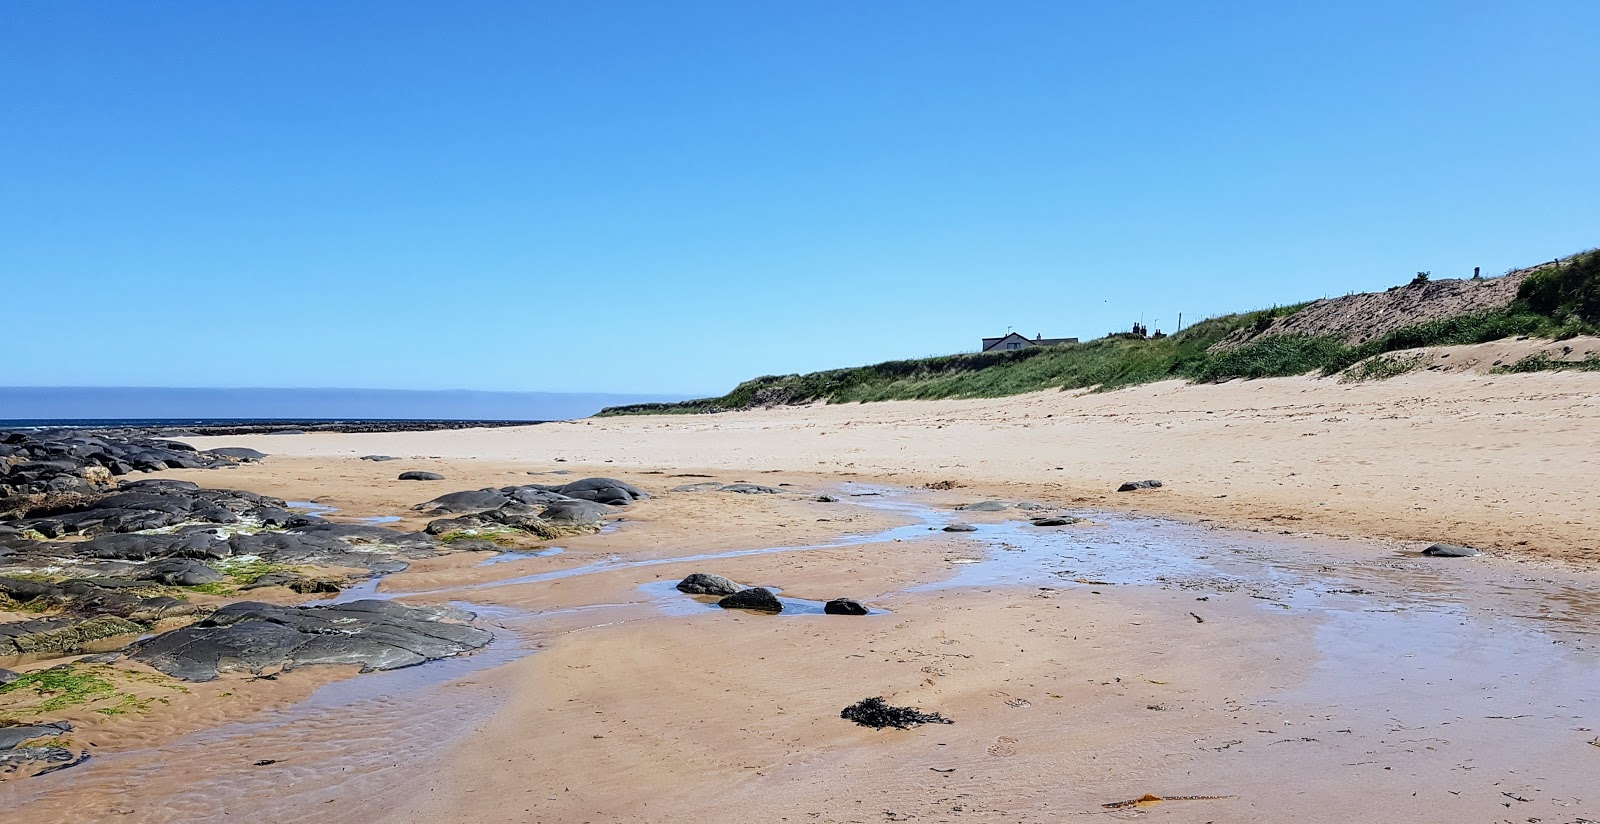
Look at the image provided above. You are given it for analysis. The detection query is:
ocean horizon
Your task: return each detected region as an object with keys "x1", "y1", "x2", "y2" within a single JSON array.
[{"x1": 0, "y1": 386, "x2": 694, "y2": 423}]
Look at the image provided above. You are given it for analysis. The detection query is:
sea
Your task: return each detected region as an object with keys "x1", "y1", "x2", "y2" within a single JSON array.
[{"x1": 0, "y1": 387, "x2": 692, "y2": 426}]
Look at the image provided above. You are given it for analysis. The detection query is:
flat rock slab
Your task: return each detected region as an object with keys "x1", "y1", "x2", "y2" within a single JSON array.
[
  {"x1": 719, "y1": 483, "x2": 783, "y2": 495},
  {"x1": 942, "y1": 523, "x2": 978, "y2": 532},
  {"x1": 1029, "y1": 516, "x2": 1082, "y2": 527},
  {"x1": 130, "y1": 599, "x2": 492, "y2": 682},
  {"x1": 957, "y1": 501, "x2": 1010, "y2": 512},
  {"x1": 1422, "y1": 543, "x2": 1481, "y2": 557},
  {"x1": 398, "y1": 471, "x2": 446, "y2": 481}
]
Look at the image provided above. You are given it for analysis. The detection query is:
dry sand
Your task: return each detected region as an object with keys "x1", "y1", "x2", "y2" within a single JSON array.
[{"x1": 4, "y1": 366, "x2": 1598, "y2": 822}]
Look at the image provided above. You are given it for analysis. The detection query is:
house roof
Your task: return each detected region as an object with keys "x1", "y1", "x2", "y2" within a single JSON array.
[{"x1": 981, "y1": 332, "x2": 1077, "y2": 352}]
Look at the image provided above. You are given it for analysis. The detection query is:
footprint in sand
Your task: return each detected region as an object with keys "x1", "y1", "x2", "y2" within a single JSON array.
[{"x1": 987, "y1": 737, "x2": 1019, "y2": 757}]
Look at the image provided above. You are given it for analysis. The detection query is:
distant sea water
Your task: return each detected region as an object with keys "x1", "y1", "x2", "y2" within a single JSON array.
[{"x1": 0, "y1": 387, "x2": 694, "y2": 425}]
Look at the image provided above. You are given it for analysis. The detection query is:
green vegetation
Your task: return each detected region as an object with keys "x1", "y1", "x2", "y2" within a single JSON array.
[
  {"x1": 601, "y1": 250, "x2": 1600, "y2": 415},
  {"x1": 0, "y1": 666, "x2": 118, "y2": 714},
  {"x1": 207, "y1": 556, "x2": 293, "y2": 586},
  {"x1": 0, "y1": 664, "x2": 189, "y2": 724},
  {"x1": 1340, "y1": 352, "x2": 1427, "y2": 383},
  {"x1": 439, "y1": 527, "x2": 518, "y2": 546},
  {"x1": 1494, "y1": 353, "x2": 1600, "y2": 374}
]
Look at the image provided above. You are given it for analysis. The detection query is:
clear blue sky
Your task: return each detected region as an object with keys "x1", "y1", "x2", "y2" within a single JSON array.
[{"x1": 4, "y1": 1, "x2": 1597, "y2": 396}]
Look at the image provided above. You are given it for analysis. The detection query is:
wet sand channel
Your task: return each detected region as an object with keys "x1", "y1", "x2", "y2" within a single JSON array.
[{"x1": 3, "y1": 485, "x2": 1597, "y2": 822}]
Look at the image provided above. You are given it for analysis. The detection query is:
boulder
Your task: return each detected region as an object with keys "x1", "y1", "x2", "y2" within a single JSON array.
[
  {"x1": 942, "y1": 523, "x2": 978, "y2": 533},
  {"x1": 1422, "y1": 543, "x2": 1481, "y2": 557},
  {"x1": 1116, "y1": 480, "x2": 1163, "y2": 492},
  {"x1": 824, "y1": 598, "x2": 869, "y2": 616},
  {"x1": 540, "y1": 499, "x2": 612, "y2": 525},
  {"x1": 1029, "y1": 516, "x2": 1081, "y2": 527},
  {"x1": 676, "y1": 573, "x2": 742, "y2": 596},
  {"x1": 717, "y1": 587, "x2": 783, "y2": 613},
  {"x1": 398, "y1": 471, "x2": 445, "y2": 481},
  {"x1": 556, "y1": 478, "x2": 649, "y2": 505}
]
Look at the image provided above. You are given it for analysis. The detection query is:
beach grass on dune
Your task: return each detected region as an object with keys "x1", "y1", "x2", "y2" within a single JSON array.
[{"x1": 601, "y1": 250, "x2": 1600, "y2": 415}]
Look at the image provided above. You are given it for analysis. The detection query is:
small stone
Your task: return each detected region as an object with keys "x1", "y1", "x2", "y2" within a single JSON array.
[{"x1": 1116, "y1": 480, "x2": 1163, "y2": 492}]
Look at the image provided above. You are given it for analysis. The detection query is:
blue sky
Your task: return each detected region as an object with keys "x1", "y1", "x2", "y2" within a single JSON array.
[{"x1": 3, "y1": 1, "x2": 1597, "y2": 396}]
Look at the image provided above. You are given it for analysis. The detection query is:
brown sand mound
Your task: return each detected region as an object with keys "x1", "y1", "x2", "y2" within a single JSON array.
[{"x1": 1212, "y1": 262, "x2": 1560, "y2": 350}]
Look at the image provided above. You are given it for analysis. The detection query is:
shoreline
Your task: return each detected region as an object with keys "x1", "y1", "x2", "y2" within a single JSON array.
[{"x1": 179, "y1": 368, "x2": 1600, "y2": 568}]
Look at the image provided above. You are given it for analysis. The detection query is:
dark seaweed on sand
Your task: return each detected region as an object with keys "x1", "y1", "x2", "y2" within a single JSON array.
[{"x1": 841, "y1": 696, "x2": 953, "y2": 730}]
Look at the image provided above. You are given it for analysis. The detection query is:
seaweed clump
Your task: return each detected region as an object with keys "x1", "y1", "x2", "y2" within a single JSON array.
[{"x1": 840, "y1": 696, "x2": 953, "y2": 730}]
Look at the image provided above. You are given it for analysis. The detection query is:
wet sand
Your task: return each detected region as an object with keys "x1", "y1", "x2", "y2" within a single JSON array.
[{"x1": 4, "y1": 368, "x2": 1599, "y2": 822}]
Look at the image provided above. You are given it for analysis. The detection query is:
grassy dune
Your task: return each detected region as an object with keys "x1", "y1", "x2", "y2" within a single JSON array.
[{"x1": 602, "y1": 251, "x2": 1600, "y2": 416}]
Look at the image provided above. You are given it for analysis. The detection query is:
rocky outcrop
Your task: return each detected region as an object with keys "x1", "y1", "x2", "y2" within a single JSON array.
[
  {"x1": 554, "y1": 478, "x2": 649, "y2": 505},
  {"x1": 0, "y1": 429, "x2": 267, "y2": 520},
  {"x1": 130, "y1": 599, "x2": 493, "y2": 682}
]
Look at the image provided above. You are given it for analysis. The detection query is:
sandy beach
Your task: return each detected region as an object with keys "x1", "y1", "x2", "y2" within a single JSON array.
[{"x1": 4, "y1": 367, "x2": 1599, "y2": 822}]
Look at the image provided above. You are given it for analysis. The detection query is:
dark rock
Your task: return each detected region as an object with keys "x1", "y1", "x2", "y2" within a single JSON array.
[
  {"x1": 720, "y1": 483, "x2": 783, "y2": 495},
  {"x1": 676, "y1": 573, "x2": 742, "y2": 596},
  {"x1": 840, "y1": 696, "x2": 952, "y2": 729},
  {"x1": 209, "y1": 447, "x2": 267, "y2": 461},
  {"x1": 824, "y1": 598, "x2": 869, "y2": 616},
  {"x1": 0, "y1": 721, "x2": 72, "y2": 751},
  {"x1": 1116, "y1": 480, "x2": 1163, "y2": 492},
  {"x1": 359, "y1": 455, "x2": 399, "y2": 461},
  {"x1": 556, "y1": 477, "x2": 649, "y2": 505},
  {"x1": 816, "y1": 495, "x2": 839, "y2": 503},
  {"x1": 671, "y1": 482, "x2": 725, "y2": 492},
  {"x1": 0, "y1": 615, "x2": 145, "y2": 656},
  {"x1": 1029, "y1": 516, "x2": 1081, "y2": 527},
  {"x1": 398, "y1": 471, "x2": 445, "y2": 481},
  {"x1": 717, "y1": 587, "x2": 783, "y2": 613},
  {"x1": 0, "y1": 668, "x2": 19, "y2": 685},
  {"x1": 942, "y1": 523, "x2": 978, "y2": 532},
  {"x1": 957, "y1": 501, "x2": 1008, "y2": 512},
  {"x1": 412, "y1": 490, "x2": 512, "y2": 514},
  {"x1": 129, "y1": 599, "x2": 492, "y2": 682},
  {"x1": 140, "y1": 559, "x2": 226, "y2": 587},
  {"x1": 1422, "y1": 543, "x2": 1481, "y2": 557},
  {"x1": 540, "y1": 499, "x2": 612, "y2": 525}
]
